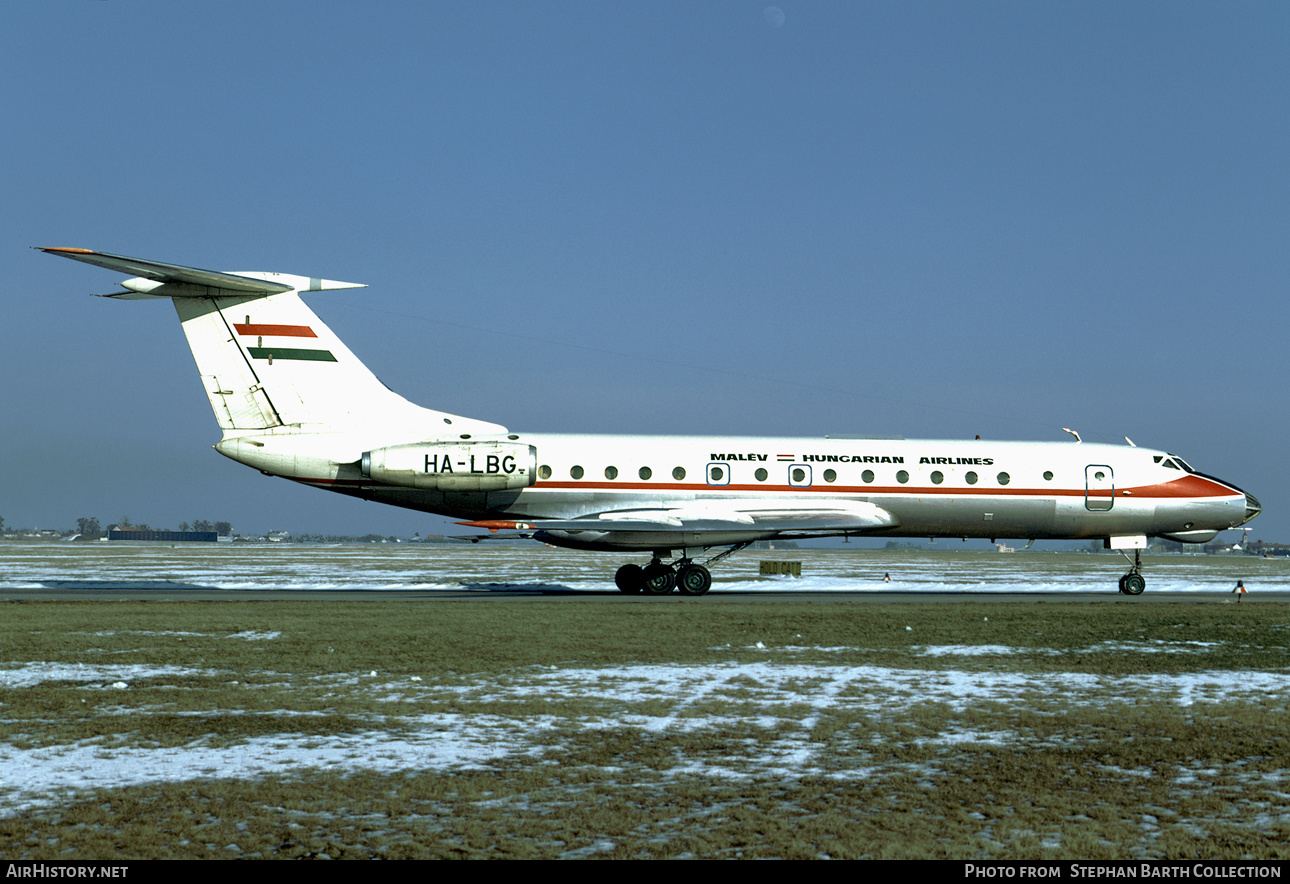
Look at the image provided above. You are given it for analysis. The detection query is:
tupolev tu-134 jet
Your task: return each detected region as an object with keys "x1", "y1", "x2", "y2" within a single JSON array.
[{"x1": 42, "y1": 247, "x2": 1261, "y2": 596}]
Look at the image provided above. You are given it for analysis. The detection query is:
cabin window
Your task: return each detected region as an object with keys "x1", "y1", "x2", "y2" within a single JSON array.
[
  {"x1": 823, "y1": 469, "x2": 837, "y2": 482},
  {"x1": 538, "y1": 465, "x2": 552, "y2": 479},
  {"x1": 896, "y1": 470, "x2": 909, "y2": 483},
  {"x1": 997, "y1": 472, "x2": 1011, "y2": 485},
  {"x1": 1043, "y1": 471, "x2": 1054, "y2": 481},
  {"x1": 862, "y1": 470, "x2": 875, "y2": 483},
  {"x1": 672, "y1": 467, "x2": 686, "y2": 480},
  {"x1": 930, "y1": 471, "x2": 943, "y2": 484},
  {"x1": 708, "y1": 464, "x2": 729, "y2": 485},
  {"x1": 605, "y1": 466, "x2": 618, "y2": 480},
  {"x1": 570, "y1": 465, "x2": 584, "y2": 479},
  {"x1": 965, "y1": 471, "x2": 978, "y2": 484},
  {"x1": 755, "y1": 468, "x2": 768, "y2": 482},
  {"x1": 639, "y1": 467, "x2": 652, "y2": 480},
  {"x1": 789, "y1": 465, "x2": 811, "y2": 486}
]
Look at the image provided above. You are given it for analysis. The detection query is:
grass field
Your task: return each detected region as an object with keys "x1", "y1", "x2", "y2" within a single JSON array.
[{"x1": 2, "y1": 597, "x2": 1288, "y2": 859}]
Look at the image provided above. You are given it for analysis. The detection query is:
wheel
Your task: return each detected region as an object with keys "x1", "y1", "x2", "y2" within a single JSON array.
[
  {"x1": 642, "y1": 563, "x2": 676, "y2": 595},
  {"x1": 1118, "y1": 575, "x2": 1128, "y2": 595},
  {"x1": 615, "y1": 563, "x2": 644, "y2": 594},
  {"x1": 1122, "y1": 573, "x2": 1146, "y2": 596},
  {"x1": 676, "y1": 564, "x2": 712, "y2": 596}
]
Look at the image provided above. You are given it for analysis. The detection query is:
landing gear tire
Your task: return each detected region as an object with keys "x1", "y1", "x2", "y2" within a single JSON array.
[
  {"x1": 1117, "y1": 548, "x2": 1147, "y2": 596},
  {"x1": 615, "y1": 564, "x2": 645, "y2": 594},
  {"x1": 676, "y1": 564, "x2": 712, "y2": 596},
  {"x1": 642, "y1": 563, "x2": 676, "y2": 595},
  {"x1": 1120, "y1": 573, "x2": 1146, "y2": 596}
]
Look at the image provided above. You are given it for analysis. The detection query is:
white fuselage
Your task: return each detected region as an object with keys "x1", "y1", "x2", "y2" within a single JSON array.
[{"x1": 223, "y1": 431, "x2": 1256, "y2": 553}]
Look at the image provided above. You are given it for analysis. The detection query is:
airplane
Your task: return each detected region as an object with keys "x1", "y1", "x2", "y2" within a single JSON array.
[{"x1": 41, "y1": 247, "x2": 1261, "y2": 596}]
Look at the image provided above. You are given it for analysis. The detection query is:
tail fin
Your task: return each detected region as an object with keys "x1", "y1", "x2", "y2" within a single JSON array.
[{"x1": 41, "y1": 248, "x2": 504, "y2": 437}]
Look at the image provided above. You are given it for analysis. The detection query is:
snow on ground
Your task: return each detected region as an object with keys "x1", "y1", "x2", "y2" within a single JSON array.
[
  {"x1": 0, "y1": 662, "x2": 225, "y2": 689},
  {"x1": 2, "y1": 657, "x2": 1288, "y2": 815},
  {"x1": 0, "y1": 716, "x2": 524, "y2": 813}
]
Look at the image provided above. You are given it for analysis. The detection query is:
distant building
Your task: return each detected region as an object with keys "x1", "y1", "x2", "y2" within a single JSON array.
[{"x1": 108, "y1": 528, "x2": 218, "y2": 542}]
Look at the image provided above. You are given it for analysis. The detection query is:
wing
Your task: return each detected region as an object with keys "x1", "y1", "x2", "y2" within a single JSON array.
[{"x1": 460, "y1": 498, "x2": 899, "y2": 547}]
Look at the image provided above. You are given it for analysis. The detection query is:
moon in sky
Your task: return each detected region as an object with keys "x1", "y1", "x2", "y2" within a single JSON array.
[{"x1": 764, "y1": 6, "x2": 786, "y2": 28}]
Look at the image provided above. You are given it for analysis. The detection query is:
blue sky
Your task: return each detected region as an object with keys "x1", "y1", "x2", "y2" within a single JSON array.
[{"x1": 4, "y1": 2, "x2": 1288, "y2": 541}]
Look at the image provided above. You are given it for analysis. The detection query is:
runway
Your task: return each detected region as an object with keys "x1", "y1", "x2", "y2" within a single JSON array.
[
  {"x1": 4, "y1": 581, "x2": 1285, "y2": 604},
  {"x1": 3, "y1": 542, "x2": 1284, "y2": 602}
]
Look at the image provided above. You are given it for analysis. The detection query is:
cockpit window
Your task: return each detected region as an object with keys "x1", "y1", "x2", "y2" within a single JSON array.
[
  {"x1": 1161, "y1": 459, "x2": 1181, "y2": 470},
  {"x1": 1171, "y1": 455, "x2": 1194, "y2": 472}
]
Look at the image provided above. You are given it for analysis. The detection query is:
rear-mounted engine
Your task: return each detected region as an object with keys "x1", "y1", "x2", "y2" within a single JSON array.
[{"x1": 361, "y1": 440, "x2": 537, "y2": 491}]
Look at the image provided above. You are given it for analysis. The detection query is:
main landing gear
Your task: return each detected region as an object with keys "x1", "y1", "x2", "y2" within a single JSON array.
[
  {"x1": 615, "y1": 558, "x2": 712, "y2": 595},
  {"x1": 614, "y1": 544, "x2": 750, "y2": 596},
  {"x1": 1118, "y1": 549, "x2": 1146, "y2": 596}
]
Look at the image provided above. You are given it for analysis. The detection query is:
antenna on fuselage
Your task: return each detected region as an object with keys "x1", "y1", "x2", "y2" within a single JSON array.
[
  {"x1": 1061, "y1": 428, "x2": 1082, "y2": 443},
  {"x1": 1124, "y1": 436, "x2": 1136, "y2": 447}
]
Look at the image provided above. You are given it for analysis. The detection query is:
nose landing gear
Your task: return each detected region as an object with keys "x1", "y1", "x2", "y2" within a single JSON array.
[{"x1": 1118, "y1": 549, "x2": 1146, "y2": 595}]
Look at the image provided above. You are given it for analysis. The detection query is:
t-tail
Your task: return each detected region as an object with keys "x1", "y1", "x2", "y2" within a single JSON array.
[{"x1": 39, "y1": 248, "x2": 507, "y2": 482}]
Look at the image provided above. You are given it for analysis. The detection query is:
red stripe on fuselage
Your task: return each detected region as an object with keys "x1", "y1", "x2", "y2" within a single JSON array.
[
  {"x1": 529, "y1": 475, "x2": 1239, "y2": 499},
  {"x1": 234, "y1": 323, "x2": 317, "y2": 338},
  {"x1": 1125, "y1": 474, "x2": 1238, "y2": 499}
]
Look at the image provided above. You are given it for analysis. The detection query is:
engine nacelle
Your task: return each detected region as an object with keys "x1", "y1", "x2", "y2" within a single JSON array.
[{"x1": 361, "y1": 439, "x2": 537, "y2": 491}]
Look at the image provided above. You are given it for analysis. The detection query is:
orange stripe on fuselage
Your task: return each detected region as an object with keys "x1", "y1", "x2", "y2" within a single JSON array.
[{"x1": 234, "y1": 323, "x2": 317, "y2": 338}]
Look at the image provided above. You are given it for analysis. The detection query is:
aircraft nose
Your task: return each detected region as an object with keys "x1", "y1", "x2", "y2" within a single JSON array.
[{"x1": 1242, "y1": 492, "x2": 1262, "y2": 526}]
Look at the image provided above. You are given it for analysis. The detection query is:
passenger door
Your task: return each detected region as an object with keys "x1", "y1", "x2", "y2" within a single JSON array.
[{"x1": 1085, "y1": 465, "x2": 1114, "y2": 511}]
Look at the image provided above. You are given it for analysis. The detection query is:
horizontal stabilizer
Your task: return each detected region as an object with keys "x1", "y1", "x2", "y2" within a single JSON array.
[{"x1": 38, "y1": 247, "x2": 364, "y2": 297}]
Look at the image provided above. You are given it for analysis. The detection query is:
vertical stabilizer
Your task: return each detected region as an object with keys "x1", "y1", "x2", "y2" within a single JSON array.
[
  {"x1": 41, "y1": 248, "x2": 506, "y2": 438},
  {"x1": 176, "y1": 294, "x2": 284, "y2": 430}
]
